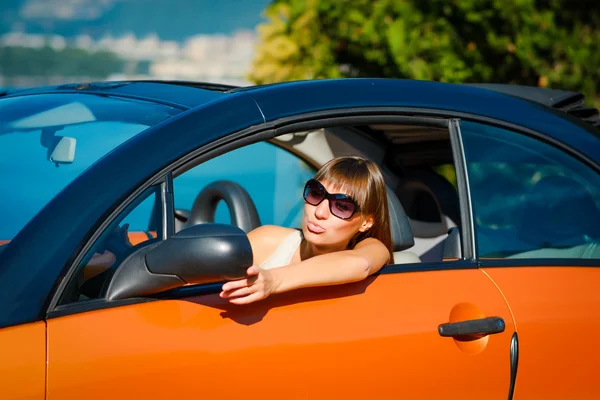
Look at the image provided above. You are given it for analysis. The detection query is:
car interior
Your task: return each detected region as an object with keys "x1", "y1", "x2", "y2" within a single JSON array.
[
  {"x1": 166, "y1": 121, "x2": 600, "y2": 265},
  {"x1": 171, "y1": 123, "x2": 462, "y2": 266},
  {"x1": 271, "y1": 124, "x2": 461, "y2": 264},
  {"x1": 75, "y1": 122, "x2": 462, "y2": 298}
]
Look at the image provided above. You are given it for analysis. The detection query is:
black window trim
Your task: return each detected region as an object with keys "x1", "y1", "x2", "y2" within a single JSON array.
[
  {"x1": 449, "y1": 119, "x2": 477, "y2": 261},
  {"x1": 47, "y1": 107, "x2": 600, "y2": 319},
  {"x1": 161, "y1": 172, "x2": 175, "y2": 240}
]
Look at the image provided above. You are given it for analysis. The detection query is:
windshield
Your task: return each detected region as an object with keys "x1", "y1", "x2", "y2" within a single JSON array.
[{"x1": 0, "y1": 93, "x2": 181, "y2": 241}]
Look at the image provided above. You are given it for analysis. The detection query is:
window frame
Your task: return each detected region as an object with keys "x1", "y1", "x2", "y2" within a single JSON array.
[{"x1": 48, "y1": 112, "x2": 475, "y2": 317}]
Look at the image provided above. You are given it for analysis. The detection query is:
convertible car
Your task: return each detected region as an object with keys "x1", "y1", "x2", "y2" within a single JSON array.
[{"x1": 0, "y1": 79, "x2": 599, "y2": 400}]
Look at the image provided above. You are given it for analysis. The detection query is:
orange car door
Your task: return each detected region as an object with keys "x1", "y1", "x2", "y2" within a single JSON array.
[
  {"x1": 460, "y1": 121, "x2": 600, "y2": 399},
  {"x1": 46, "y1": 267, "x2": 515, "y2": 400},
  {"x1": 0, "y1": 322, "x2": 46, "y2": 400},
  {"x1": 481, "y1": 267, "x2": 600, "y2": 399}
]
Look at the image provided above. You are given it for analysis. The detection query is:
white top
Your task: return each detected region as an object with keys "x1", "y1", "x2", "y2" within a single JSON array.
[{"x1": 259, "y1": 230, "x2": 303, "y2": 270}]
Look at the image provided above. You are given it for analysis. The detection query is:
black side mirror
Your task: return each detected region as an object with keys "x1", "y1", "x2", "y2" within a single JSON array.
[{"x1": 105, "y1": 223, "x2": 252, "y2": 301}]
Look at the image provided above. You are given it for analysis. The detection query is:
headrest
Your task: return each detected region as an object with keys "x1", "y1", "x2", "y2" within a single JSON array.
[
  {"x1": 396, "y1": 170, "x2": 460, "y2": 238},
  {"x1": 387, "y1": 189, "x2": 415, "y2": 251},
  {"x1": 518, "y1": 175, "x2": 600, "y2": 247}
]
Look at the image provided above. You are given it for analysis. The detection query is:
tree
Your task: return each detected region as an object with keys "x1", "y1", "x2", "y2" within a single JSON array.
[{"x1": 248, "y1": 0, "x2": 600, "y2": 105}]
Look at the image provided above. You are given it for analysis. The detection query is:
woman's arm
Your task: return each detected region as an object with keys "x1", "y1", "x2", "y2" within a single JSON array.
[{"x1": 220, "y1": 237, "x2": 389, "y2": 304}]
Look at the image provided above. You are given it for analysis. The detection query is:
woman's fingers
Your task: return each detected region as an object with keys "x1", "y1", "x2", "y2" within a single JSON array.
[
  {"x1": 221, "y1": 266, "x2": 266, "y2": 301},
  {"x1": 247, "y1": 265, "x2": 260, "y2": 276},
  {"x1": 221, "y1": 278, "x2": 249, "y2": 293},
  {"x1": 220, "y1": 286, "x2": 253, "y2": 299},
  {"x1": 228, "y1": 292, "x2": 264, "y2": 305}
]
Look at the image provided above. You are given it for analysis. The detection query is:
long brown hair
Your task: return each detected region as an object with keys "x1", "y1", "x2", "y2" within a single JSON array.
[{"x1": 313, "y1": 156, "x2": 393, "y2": 262}]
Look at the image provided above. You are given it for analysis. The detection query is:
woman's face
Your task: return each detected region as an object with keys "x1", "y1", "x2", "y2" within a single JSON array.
[{"x1": 301, "y1": 180, "x2": 371, "y2": 249}]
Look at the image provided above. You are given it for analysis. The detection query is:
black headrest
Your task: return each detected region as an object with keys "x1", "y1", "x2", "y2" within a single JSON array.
[
  {"x1": 396, "y1": 170, "x2": 461, "y2": 238},
  {"x1": 518, "y1": 176, "x2": 600, "y2": 247},
  {"x1": 387, "y1": 189, "x2": 415, "y2": 251}
]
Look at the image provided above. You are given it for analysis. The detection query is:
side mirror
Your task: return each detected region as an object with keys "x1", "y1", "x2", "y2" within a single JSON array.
[{"x1": 105, "y1": 223, "x2": 252, "y2": 301}]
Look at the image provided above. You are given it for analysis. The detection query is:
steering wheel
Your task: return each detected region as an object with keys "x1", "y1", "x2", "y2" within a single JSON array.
[{"x1": 188, "y1": 180, "x2": 261, "y2": 233}]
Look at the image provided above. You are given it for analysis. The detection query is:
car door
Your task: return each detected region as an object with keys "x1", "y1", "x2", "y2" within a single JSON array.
[
  {"x1": 460, "y1": 120, "x2": 600, "y2": 400},
  {"x1": 45, "y1": 115, "x2": 516, "y2": 400},
  {"x1": 46, "y1": 271, "x2": 514, "y2": 399}
]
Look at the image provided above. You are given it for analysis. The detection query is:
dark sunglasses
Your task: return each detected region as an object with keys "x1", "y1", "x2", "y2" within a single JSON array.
[{"x1": 303, "y1": 179, "x2": 360, "y2": 220}]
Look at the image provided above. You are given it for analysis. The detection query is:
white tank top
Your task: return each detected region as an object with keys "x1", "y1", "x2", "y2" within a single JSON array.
[{"x1": 259, "y1": 230, "x2": 303, "y2": 270}]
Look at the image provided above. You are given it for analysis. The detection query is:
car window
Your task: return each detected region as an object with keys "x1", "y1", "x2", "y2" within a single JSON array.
[
  {"x1": 59, "y1": 141, "x2": 315, "y2": 304},
  {"x1": 0, "y1": 93, "x2": 180, "y2": 242},
  {"x1": 174, "y1": 141, "x2": 316, "y2": 229},
  {"x1": 58, "y1": 185, "x2": 162, "y2": 304},
  {"x1": 461, "y1": 121, "x2": 600, "y2": 260}
]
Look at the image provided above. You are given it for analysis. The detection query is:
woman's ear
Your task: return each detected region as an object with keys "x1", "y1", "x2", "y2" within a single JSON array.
[{"x1": 359, "y1": 216, "x2": 374, "y2": 232}]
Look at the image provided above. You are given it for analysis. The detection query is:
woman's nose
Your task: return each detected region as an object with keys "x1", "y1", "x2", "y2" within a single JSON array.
[{"x1": 314, "y1": 199, "x2": 330, "y2": 219}]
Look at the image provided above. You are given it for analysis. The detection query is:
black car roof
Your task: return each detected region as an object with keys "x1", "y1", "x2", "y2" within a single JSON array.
[
  {"x1": 1, "y1": 80, "x2": 231, "y2": 109},
  {"x1": 4, "y1": 79, "x2": 598, "y2": 129},
  {"x1": 467, "y1": 83, "x2": 600, "y2": 128}
]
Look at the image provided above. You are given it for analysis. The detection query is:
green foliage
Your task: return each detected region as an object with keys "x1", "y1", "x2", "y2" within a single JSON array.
[
  {"x1": 249, "y1": 0, "x2": 600, "y2": 104},
  {"x1": 0, "y1": 46, "x2": 125, "y2": 78}
]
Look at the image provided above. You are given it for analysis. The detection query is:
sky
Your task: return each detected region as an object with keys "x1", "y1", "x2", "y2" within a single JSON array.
[
  {"x1": 0, "y1": 0, "x2": 272, "y2": 86},
  {"x1": 0, "y1": 0, "x2": 271, "y2": 40}
]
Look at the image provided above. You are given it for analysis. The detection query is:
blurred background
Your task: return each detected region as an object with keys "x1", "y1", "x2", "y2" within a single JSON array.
[{"x1": 1, "y1": 0, "x2": 599, "y2": 105}]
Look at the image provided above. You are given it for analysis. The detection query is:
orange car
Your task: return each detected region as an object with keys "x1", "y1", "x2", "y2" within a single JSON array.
[{"x1": 1, "y1": 79, "x2": 599, "y2": 399}]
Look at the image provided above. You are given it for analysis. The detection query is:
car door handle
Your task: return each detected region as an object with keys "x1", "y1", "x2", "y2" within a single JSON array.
[{"x1": 438, "y1": 317, "x2": 505, "y2": 338}]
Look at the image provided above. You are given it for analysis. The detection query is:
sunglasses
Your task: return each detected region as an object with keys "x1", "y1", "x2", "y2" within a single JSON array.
[{"x1": 303, "y1": 179, "x2": 360, "y2": 220}]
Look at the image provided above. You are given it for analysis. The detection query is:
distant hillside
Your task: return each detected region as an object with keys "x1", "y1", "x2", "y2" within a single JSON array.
[
  {"x1": 1, "y1": 45, "x2": 125, "y2": 77},
  {"x1": 0, "y1": 0, "x2": 269, "y2": 41}
]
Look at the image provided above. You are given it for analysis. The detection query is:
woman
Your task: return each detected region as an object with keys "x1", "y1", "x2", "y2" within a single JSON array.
[{"x1": 220, "y1": 156, "x2": 393, "y2": 304}]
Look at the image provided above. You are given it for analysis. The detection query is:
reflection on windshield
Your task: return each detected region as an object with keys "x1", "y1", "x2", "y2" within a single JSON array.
[{"x1": 0, "y1": 93, "x2": 181, "y2": 240}]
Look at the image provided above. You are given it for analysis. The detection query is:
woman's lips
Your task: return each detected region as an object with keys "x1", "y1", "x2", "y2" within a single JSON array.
[{"x1": 307, "y1": 221, "x2": 325, "y2": 234}]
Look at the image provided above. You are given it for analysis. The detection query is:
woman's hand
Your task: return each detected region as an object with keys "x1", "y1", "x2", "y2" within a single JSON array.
[{"x1": 220, "y1": 266, "x2": 279, "y2": 304}]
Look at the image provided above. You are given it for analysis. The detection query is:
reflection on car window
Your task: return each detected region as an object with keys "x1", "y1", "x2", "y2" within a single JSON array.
[
  {"x1": 174, "y1": 141, "x2": 316, "y2": 229},
  {"x1": 461, "y1": 121, "x2": 600, "y2": 260},
  {"x1": 0, "y1": 93, "x2": 180, "y2": 242}
]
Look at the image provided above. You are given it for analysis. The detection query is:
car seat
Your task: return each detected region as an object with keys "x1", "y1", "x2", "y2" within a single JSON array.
[
  {"x1": 395, "y1": 170, "x2": 461, "y2": 262},
  {"x1": 387, "y1": 189, "x2": 421, "y2": 264},
  {"x1": 509, "y1": 175, "x2": 600, "y2": 258}
]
